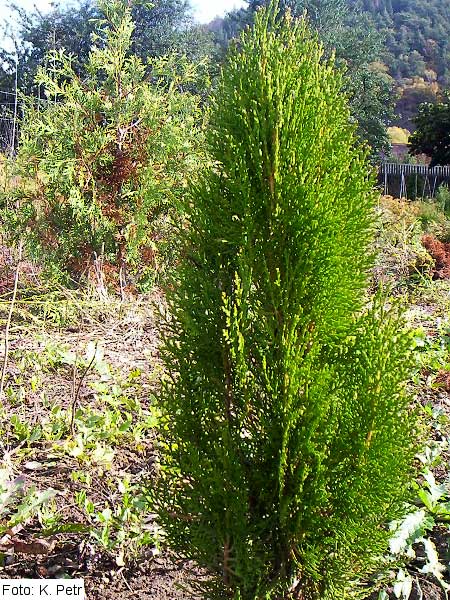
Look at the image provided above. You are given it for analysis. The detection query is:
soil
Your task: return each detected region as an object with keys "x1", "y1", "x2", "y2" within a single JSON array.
[
  {"x1": 0, "y1": 222, "x2": 450, "y2": 600},
  {"x1": 0, "y1": 279, "x2": 208, "y2": 599},
  {"x1": 0, "y1": 553, "x2": 203, "y2": 600}
]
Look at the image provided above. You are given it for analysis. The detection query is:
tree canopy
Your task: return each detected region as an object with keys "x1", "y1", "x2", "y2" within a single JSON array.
[
  {"x1": 214, "y1": 0, "x2": 450, "y2": 134},
  {"x1": 0, "y1": 0, "x2": 214, "y2": 94},
  {"x1": 409, "y1": 95, "x2": 450, "y2": 166}
]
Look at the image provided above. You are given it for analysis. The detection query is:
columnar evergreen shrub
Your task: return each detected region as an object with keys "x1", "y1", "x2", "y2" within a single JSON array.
[
  {"x1": 154, "y1": 4, "x2": 417, "y2": 599},
  {"x1": 5, "y1": 0, "x2": 203, "y2": 286}
]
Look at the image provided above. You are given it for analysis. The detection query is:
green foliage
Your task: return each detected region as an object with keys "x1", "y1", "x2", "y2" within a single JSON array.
[
  {"x1": 74, "y1": 476, "x2": 157, "y2": 561},
  {"x1": 409, "y1": 95, "x2": 450, "y2": 167},
  {"x1": 215, "y1": 0, "x2": 395, "y2": 155},
  {"x1": 341, "y1": 0, "x2": 450, "y2": 129},
  {"x1": 436, "y1": 184, "x2": 450, "y2": 215},
  {"x1": 0, "y1": 1, "x2": 98, "y2": 94},
  {"x1": 351, "y1": 0, "x2": 450, "y2": 86},
  {"x1": 153, "y1": 4, "x2": 417, "y2": 599},
  {"x1": 217, "y1": 0, "x2": 450, "y2": 133},
  {"x1": 345, "y1": 64, "x2": 393, "y2": 155},
  {"x1": 0, "y1": 467, "x2": 57, "y2": 532},
  {"x1": 0, "y1": 0, "x2": 210, "y2": 95},
  {"x1": 385, "y1": 404, "x2": 450, "y2": 597},
  {"x1": 4, "y1": 0, "x2": 203, "y2": 284}
]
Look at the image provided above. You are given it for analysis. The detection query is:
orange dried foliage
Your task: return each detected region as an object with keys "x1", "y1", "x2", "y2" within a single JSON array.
[
  {"x1": 93, "y1": 126, "x2": 151, "y2": 245},
  {"x1": 421, "y1": 234, "x2": 450, "y2": 278},
  {"x1": 140, "y1": 245, "x2": 157, "y2": 267},
  {"x1": 37, "y1": 226, "x2": 60, "y2": 251},
  {"x1": 67, "y1": 243, "x2": 96, "y2": 277},
  {"x1": 380, "y1": 196, "x2": 422, "y2": 224}
]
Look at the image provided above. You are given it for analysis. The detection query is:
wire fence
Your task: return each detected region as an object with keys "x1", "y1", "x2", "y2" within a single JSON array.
[
  {"x1": 378, "y1": 163, "x2": 450, "y2": 200},
  {"x1": 0, "y1": 89, "x2": 19, "y2": 155},
  {"x1": 0, "y1": 88, "x2": 54, "y2": 154}
]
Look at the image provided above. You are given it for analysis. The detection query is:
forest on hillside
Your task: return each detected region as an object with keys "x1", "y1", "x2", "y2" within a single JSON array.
[
  {"x1": 350, "y1": 0, "x2": 450, "y2": 128},
  {"x1": 355, "y1": 0, "x2": 450, "y2": 83}
]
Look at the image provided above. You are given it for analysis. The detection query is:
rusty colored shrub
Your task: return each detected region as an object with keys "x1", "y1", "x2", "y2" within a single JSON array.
[
  {"x1": 4, "y1": 1, "x2": 203, "y2": 287},
  {"x1": 421, "y1": 234, "x2": 450, "y2": 278}
]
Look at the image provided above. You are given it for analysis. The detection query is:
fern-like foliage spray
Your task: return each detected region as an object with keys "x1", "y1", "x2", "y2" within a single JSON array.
[{"x1": 153, "y1": 3, "x2": 418, "y2": 599}]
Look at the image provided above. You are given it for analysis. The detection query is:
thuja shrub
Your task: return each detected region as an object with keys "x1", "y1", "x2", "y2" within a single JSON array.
[
  {"x1": 153, "y1": 4, "x2": 418, "y2": 599},
  {"x1": 5, "y1": 0, "x2": 203, "y2": 286}
]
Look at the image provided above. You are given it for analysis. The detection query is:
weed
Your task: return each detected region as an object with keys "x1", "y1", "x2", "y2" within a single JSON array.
[
  {"x1": 436, "y1": 184, "x2": 450, "y2": 216},
  {"x1": 0, "y1": 284, "x2": 160, "y2": 566},
  {"x1": 0, "y1": 465, "x2": 57, "y2": 533}
]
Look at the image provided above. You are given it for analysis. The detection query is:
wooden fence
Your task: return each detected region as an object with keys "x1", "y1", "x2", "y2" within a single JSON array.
[{"x1": 379, "y1": 163, "x2": 450, "y2": 199}]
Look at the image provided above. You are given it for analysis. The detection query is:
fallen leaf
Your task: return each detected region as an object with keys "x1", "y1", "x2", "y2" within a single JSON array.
[
  {"x1": 12, "y1": 538, "x2": 56, "y2": 555},
  {"x1": 24, "y1": 461, "x2": 47, "y2": 471}
]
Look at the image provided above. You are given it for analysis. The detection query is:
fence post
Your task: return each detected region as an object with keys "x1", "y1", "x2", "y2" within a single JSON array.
[{"x1": 10, "y1": 52, "x2": 19, "y2": 156}]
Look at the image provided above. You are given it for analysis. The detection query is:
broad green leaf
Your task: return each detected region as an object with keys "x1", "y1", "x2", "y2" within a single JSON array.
[
  {"x1": 389, "y1": 510, "x2": 434, "y2": 555},
  {"x1": 393, "y1": 569, "x2": 413, "y2": 599}
]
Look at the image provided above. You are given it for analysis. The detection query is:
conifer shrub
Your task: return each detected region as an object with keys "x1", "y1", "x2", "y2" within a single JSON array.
[
  {"x1": 4, "y1": 0, "x2": 203, "y2": 287},
  {"x1": 153, "y1": 4, "x2": 418, "y2": 599}
]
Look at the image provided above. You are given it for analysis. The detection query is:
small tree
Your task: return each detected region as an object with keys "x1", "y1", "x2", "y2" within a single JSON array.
[
  {"x1": 409, "y1": 94, "x2": 450, "y2": 167},
  {"x1": 153, "y1": 4, "x2": 417, "y2": 599},
  {"x1": 6, "y1": 0, "x2": 203, "y2": 285}
]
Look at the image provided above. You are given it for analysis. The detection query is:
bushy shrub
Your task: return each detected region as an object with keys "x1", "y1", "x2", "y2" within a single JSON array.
[
  {"x1": 153, "y1": 4, "x2": 417, "y2": 599},
  {"x1": 374, "y1": 197, "x2": 435, "y2": 286},
  {"x1": 436, "y1": 183, "x2": 450, "y2": 216},
  {"x1": 421, "y1": 233, "x2": 450, "y2": 279},
  {"x1": 4, "y1": 0, "x2": 204, "y2": 287}
]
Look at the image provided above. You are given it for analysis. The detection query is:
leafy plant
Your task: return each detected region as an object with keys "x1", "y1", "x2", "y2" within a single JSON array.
[
  {"x1": 153, "y1": 4, "x2": 418, "y2": 600},
  {"x1": 4, "y1": 0, "x2": 203, "y2": 286},
  {"x1": 436, "y1": 184, "x2": 450, "y2": 216},
  {"x1": 385, "y1": 444, "x2": 450, "y2": 597},
  {"x1": 409, "y1": 93, "x2": 450, "y2": 167},
  {"x1": 75, "y1": 476, "x2": 157, "y2": 563},
  {"x1": 0, "y1": 467, "x2": 57, "y2": 532}
]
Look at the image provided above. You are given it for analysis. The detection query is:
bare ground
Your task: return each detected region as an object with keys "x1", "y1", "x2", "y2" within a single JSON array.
[{"x1": 0, "y1": 204, "x2": 450, "y2": 600}]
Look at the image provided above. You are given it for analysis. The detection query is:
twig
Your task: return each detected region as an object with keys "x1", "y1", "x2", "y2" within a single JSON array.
[
  {"x1": 70, "y1": 358, "x2": 78, "y2": 434},
  {"x1": 0, "y1": 241, "x2": 23, "y2": 399},
  {"x1": 120, "y1": 571, "x2": 133, "y2": 592},
  {"x1": 223, "y1": 537, "x2": 231, "y2": 586},
  {"x1": 70, "y1": 341, "x2": 98, "y2": 436},
  {"x1": 70, "y1": 302, "x2": 83, "y2": 434},
  {"x1": 119, "y1": 262, "x2": 126, "y2": 303}
]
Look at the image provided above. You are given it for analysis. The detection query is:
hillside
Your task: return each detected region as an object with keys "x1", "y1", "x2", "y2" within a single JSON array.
[
  {"x1": 354, "y1": 0, "x2": 450, "y2": 83},
  {"x1": 349, "y1": 0, "x2": 450, "y2": 128}
]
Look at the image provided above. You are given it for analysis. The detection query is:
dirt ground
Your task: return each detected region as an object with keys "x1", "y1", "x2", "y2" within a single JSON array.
[
  {"x1": 0, "y1": 553, "x2": 203, "y2": 600},
  {"x1": 1, "y1": 209, "x2": 450, "y2": 600}
]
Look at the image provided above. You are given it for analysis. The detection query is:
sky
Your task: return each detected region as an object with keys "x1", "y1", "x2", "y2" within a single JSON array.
[{"x1": 192, "y1": 0, "x2": 246, "y2": 22}]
